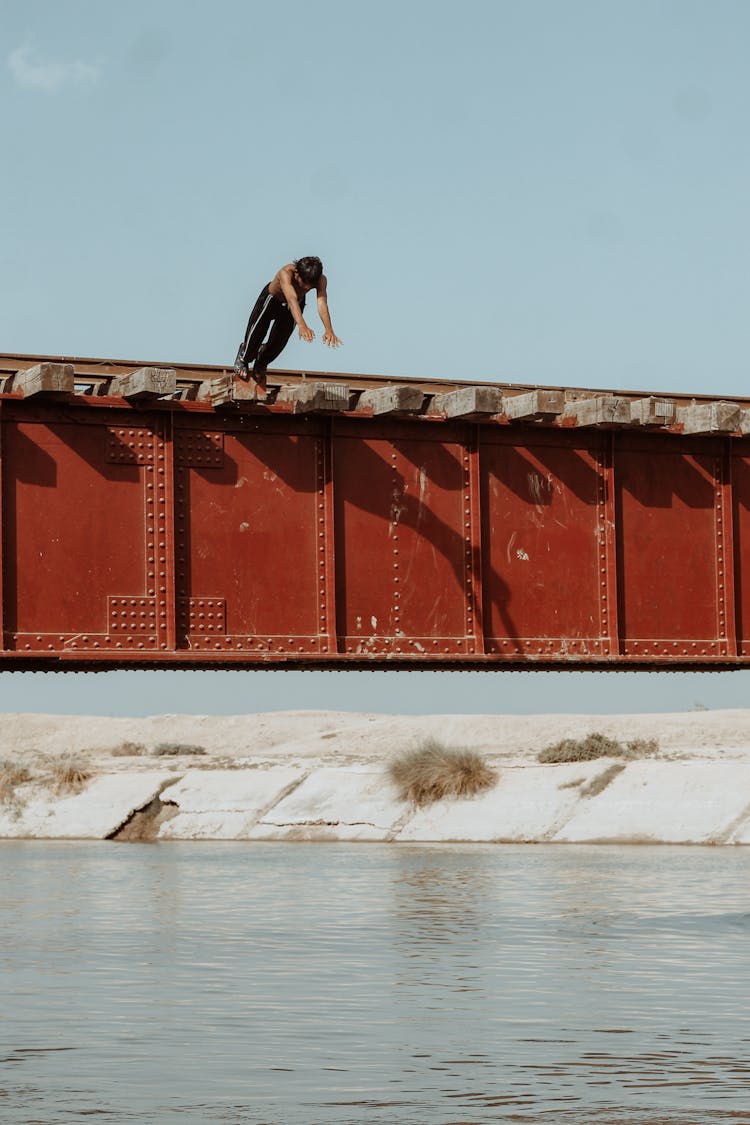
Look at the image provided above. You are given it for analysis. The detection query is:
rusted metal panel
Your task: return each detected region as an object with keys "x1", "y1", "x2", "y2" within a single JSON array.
[
  {"x1": 481, "y1": 429, "x2": 612, "y2": 660},
  {"x1": 466, "y1": 427, "x2": 485, "y2": 656},
  {"x1": 615, "y1": 434, "x2": 730, "y2": 660},
  {"x1": 3, "y1": 409, "x2": 167, "y2": 656},
  {"x1": 173, "y1": 416, "x2": 330, "y2": 658},
  {"x1": 333, "y1": 421, "x2": 475, "y2": 658},
  {"x1": 731, "y1": 441, "x2": 750, "y2": 657}
]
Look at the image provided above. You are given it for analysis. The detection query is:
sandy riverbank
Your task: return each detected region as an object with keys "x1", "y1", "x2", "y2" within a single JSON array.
[{"x1": 1, "y1": 709, "x2": 750, "y2": 843}]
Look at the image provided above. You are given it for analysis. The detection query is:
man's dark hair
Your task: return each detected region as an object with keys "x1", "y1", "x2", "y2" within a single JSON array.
[{"x1": 295, "y1": 256, "x2": 323, "y2": 285}]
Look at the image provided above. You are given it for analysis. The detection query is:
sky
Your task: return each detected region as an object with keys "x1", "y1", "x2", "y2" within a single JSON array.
[{"x1": 0, "y1": 0, "x2": 749, "y2": 716}]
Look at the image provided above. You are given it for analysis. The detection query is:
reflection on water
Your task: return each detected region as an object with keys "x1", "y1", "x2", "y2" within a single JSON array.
[{"x1": 1, "y1": 842, "x2": 749, "y2": 1124}]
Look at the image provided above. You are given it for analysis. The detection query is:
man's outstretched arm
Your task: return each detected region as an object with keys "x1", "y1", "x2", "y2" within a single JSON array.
[
  {"x1": 279, "y1": 268, "x2": 315, "y2": 342},
  {"x1": 316, "y1": 275, "x2": 342, "y2": 348}
]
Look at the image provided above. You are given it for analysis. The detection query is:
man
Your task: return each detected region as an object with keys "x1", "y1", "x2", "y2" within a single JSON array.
[{"x1": 234, "y1": 256, "x2": 342, "y2": 387}]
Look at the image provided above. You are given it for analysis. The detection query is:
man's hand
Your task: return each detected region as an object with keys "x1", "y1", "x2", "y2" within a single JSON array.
[
  {"x1": 322, "y1": 331, "x2": 342, "y2": 348},
  {"x1": 298, "y1": 323, "x2": 315, "y2": 343}
]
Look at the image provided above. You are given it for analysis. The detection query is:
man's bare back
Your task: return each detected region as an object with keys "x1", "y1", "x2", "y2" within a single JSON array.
[{"x1": 268, "y1": 263, "x2": 309, "y2": 302}]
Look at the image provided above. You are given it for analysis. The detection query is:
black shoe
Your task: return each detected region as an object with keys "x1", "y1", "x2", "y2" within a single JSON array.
[
  {"x1": 252, "y1": 350, "x2": 268, "y2": 389},
  {"x1": 234, "y1": 359, "x2": 250, "y2": 380}
]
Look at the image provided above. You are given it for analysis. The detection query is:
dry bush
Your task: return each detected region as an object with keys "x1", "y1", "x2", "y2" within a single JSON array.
[
  {"x1": 538, "y1": 731, "x2": 659, "y2": 764},
  {"x1": 0, "y1": 760, "x2": 32, "y2": 803},
  {"x1": 626, "y1": 737, "x2": 659, "y2": 756},
  {"x1": 38, "y1": 754, "x2": 93, "y2": 795},
  {"x1": 2, "y1": 753, "x2": 94, "y2": 808},
  {"x1": 110, "y1": 741, "x2": 148, "y2": 757},
  {"x1": 152, "y1": 742, "x2": 206, "y2": 757},
  {"x1": 388, "y1": 739, "x2": 498, "y2": 807},
  {"x1": 538, "y1": 732, "x2": 623, "y2": 763}
]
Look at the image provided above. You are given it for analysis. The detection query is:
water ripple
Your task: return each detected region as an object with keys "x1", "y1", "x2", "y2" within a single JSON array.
[{"x1": 1, "y1": 842, "x2": 749, "y2": 1123}]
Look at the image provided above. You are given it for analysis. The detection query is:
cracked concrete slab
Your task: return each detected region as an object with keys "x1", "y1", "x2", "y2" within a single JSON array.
[
  {"x1": 250, "y1": 766, "x2": 405, "y2": 841},
  {"x1": 395, "y1": 761, "x2": 606, "y2": 842},
  {"x1": 0, "y1": 772, "x2": 174, "y2": 839},
  {"x1": 159, "y1": 810, "x2": 268, "y2": 840},
  {"x1": 160, "y1": 767, "x2": 305, "y2": 811},
  {"x1": 553, "y1": 761, "x2": 750, "y2": 843},
  {"x1": 159, "y1": 767, "x2": 305, "y2": 839},
  {"x1": 727, "y1": 814, "x2": 750, "y2": 844}
]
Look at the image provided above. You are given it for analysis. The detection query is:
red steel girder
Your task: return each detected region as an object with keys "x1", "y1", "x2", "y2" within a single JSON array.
[{"x1": 1, "y1": 356, "x2": 749, "y2": 670}]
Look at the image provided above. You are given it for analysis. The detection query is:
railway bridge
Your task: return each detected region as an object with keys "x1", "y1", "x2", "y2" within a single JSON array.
[{"x1": 1, "y1": 351, "x2": 749, "y2": 671}]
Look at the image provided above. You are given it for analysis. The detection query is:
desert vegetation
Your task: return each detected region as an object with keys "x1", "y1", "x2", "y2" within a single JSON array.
[
  {"x1": 109, "y1": 741, "x2": 148, "y2": 757},
  {"x1": 388, "y1": 738, "x2": 498, "y2": 807},
  {"x1": 152, "y1": 742, "x2": 206, "y2": 757},
  {"x1": 0, "y1": 760, "x2": 32, "y2": 803},
  {"x1": 36, "y1": 753, "x2": 93, "y2": 794},
  {"x1": 538, "y1": 732, "x2": 659, "y2": 764},
  {"x1": 0, "y1": 752, "x2": 93, "y2": 817},
  {"x1": 84, "y1": 740, "x2": 206, "y2": 758}
]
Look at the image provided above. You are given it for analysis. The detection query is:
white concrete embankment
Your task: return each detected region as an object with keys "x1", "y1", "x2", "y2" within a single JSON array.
[{"x1": 2, "y1": 710, "x2": 750, "y2": 844}]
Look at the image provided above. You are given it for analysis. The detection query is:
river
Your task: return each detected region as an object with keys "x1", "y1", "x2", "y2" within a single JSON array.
[{"x1": 1, "y1": 842, "x2": 749, "y2": 1123}]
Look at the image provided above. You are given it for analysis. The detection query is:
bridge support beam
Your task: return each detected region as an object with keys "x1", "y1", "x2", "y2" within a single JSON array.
[
  {"x1": 630, "y1": 397, "x2": 677, "y2": 425},
  {"x1": 429, "y1": 385, "x2": 503, "y2": 419},
  {"x1": 13, "y1": 363, "x2": 74, "y2": 398},
  {"x1": 110, "y1": 367, "x2": 177, "y2": 400},
  {"x1": 357, "y1": 385, "x2": 425, "y2": 415},
  {"x1": 2, "y1": 349, "x2": 750, "y2": 672},
  {"x1": 502, "y1": 389, "x2": 565, "y2": 421},
  {"x1": 564, "y1": 395, "x2": 633, "y2": 427},
  {"x1": 201, "y1": 374, "x2": 261, "y2": 407},
  {"x1": 677, "y1": 401, "x2": 742, "y2": 434},
  {"x1": 276, "y1": 382, "x2": 351, "y2": 413}
]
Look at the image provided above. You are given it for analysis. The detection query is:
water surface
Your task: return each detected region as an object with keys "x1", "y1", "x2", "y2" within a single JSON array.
[{"x1": 2, "y1": 842, "x2": 749, "y2": 1124}]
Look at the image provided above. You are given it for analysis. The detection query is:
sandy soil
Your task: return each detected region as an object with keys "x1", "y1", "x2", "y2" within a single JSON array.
[{"x1": 2, "y1": 708, "x2": 750, "y2": 772}]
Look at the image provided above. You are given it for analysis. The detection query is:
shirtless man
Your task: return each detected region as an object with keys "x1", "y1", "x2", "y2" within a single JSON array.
[{"x1": 234, "y1": 256, "x2": 342, "y2": 387}]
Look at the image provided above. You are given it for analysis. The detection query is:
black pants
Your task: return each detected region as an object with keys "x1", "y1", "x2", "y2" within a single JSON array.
[{"x1": 235, "y1": 284, "x2": 305, "y2": 374}]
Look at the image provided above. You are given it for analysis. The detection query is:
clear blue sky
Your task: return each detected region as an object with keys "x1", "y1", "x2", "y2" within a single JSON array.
[{"x1": 1, "y1": 0, "x2": 748, "y2": 715}]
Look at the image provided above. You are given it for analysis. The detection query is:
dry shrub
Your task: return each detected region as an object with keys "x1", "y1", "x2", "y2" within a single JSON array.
[
  {"x1": 1, "y1": 753, "x2": 94, "y2": 808},
  {"x1": 39, "y1": 754, "x2": 93, "y2": 795},
  {"x1": 110, "y1": 741, "x2": 148, "y2": 757},
  {"x1": 388, "y1": 739, "x2": 498, "y2": 807},
  {"x1": 538, "y1": 731, "x2": 659, "y2": 764},
  {"x1": 539, "y1": 732, "x2": 623, "y2": 763},
  {"x1": 152, "y1": 742, "x2": 206, "y2": 757},
  {"x1": 0, "y1": 760, "x2": 32, "y2": 803},
  {"x1": 626, "y1": 737, "x2": 659, "y2": 756}
]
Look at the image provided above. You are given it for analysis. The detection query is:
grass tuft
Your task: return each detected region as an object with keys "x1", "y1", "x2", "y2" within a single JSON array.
[
  {"x1": 40, "y1": 754, "x2": 93, "y2": 794},
  {"x1": 538, "y1": 731, "x2": 659, "y2": 764},
  {"x1": 538, "y1": 732, "x2": 623, "y2": 763},
  {"x1": 152, "y1": 742, "x2": 206, "y2": 757},
  {"x1": 110, "y1": 741, "x2": 148, "y2": 757},
  {"x1": 0, "y1": 760, "x2": 33, "y2": 803},
  {"x1": 388, "y1": 738, "x2": 498, "y2": 807},
  {"x1": 1, "y1": 753, "x2": 94, "y2": 810},
  {"x1": 625, "y1": 737, "x2": 659, "y2": 756}
]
